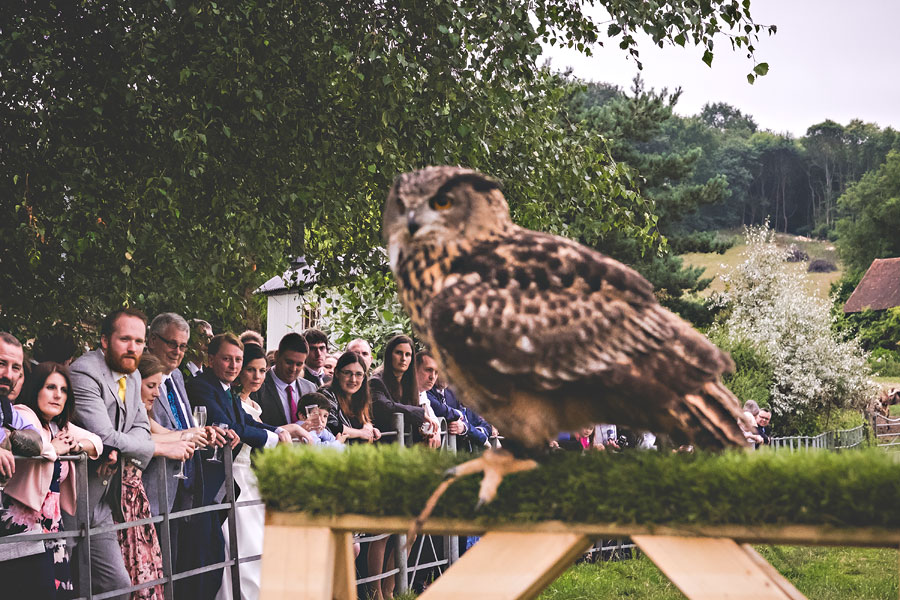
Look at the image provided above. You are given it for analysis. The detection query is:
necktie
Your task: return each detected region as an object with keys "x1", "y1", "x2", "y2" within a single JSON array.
[
  {"x1": 117, "y1": 376, "x2": 127, "y2": 406},
  {"x1": 165, "y1": 379, "x2": 186, "y2": 430},
  {"x1": 286, "y1": 384, "x2": 297, "y2": 423}
]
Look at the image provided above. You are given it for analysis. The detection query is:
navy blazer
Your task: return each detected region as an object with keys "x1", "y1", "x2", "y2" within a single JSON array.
[
  {"x1": 186, "y1": 369, "x2": 277, "y2": 502},
  {"x1": 427, "y1": 387, "x2": 492, "y2": 449}
]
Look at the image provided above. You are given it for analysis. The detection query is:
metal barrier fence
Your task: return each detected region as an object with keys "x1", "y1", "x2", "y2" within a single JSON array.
[
  {"x1": 1, "y1": 414, "x2": 631, "y2": 599},
  {"x1": 770, "y1": 424, "x2": 866, "y2": 452},
  {"x1": 0, "y1": 444, "x2": 246, "y2": 600}
]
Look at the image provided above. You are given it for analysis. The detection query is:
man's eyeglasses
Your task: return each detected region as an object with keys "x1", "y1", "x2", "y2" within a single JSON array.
[
  {"x1": 155, "y1": 333, "x2": 188, "y2": 352},
  {"x1": 339, "y1": 370, "x2": 365, "y2": 379}
]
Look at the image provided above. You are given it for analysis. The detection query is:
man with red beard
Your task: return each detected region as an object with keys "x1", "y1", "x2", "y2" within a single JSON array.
[{"x1": 69, "y1": 307, "x2": 155, "y2": 600}]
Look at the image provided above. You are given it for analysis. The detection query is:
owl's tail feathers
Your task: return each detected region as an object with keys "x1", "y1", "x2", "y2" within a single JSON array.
[{"x1": 673, "y1": 381, "x2": 753, "y2": 449}]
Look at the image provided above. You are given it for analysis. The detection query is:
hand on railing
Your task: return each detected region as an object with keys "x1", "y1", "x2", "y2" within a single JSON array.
[
  {"x1": 448, "y1": 420, "x2": 466, "y2": 436},
  {"x1": 51, "y1": 430, "x2": 76, "y2": 455},
  {"x1": 0, "y1": 446, "x2": 14, "y2": 481}
]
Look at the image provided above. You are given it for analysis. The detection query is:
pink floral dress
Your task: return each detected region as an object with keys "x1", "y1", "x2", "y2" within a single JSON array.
[{"x1": 115, "y1": 463, "x2": 164, "y2": 599}]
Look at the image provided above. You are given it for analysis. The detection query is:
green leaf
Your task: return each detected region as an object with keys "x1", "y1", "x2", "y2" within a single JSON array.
[
  {"x1": 753, "y1": 62, "x2": 769, "y2": 76},
  {"x1": 702, "y1": 49, "x2": 714, "y2": 67}
]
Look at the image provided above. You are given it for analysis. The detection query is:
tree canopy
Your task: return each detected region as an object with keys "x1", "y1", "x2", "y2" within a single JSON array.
[
  {"x1": 835, "y1": 150, "x2": 900, "y2": 273},
  {"x1": 1, "y1": 0, "x2": 770, "y2": 341}
]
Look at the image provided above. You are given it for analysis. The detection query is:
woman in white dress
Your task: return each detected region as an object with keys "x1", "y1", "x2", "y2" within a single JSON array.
[{"x1": 217, "y1": 343, "x2": 268, "y2": 600}]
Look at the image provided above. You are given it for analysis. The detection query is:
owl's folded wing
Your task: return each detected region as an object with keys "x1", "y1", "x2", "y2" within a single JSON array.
[{"x1": 427, "y1": 229, "x2": 732, "y2": 394}]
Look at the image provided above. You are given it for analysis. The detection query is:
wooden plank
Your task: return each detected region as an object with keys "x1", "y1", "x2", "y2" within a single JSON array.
[
  {"x1": 633, "y1": 535, "x2": 799, "y2": 600},
  {"x1": 260, "y1": 525, "x2": 351, "y2": 600},
  {"x1": 264, "y1": 511, "x2": 900, "y2": 548},
  {"x1": 418, "y1": 531, "x2": 591, "y2": 600},
  {"x1": 332, "y1": 531, "x2": 357, "y2": 600},
  {"x1": 740, "y1": 544, "x2": 807, "y2": 600}
]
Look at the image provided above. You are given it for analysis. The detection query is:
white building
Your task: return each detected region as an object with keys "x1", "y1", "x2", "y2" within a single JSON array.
[{"x1": 255, "y1": 256, "x2": 320, "y2": 352}]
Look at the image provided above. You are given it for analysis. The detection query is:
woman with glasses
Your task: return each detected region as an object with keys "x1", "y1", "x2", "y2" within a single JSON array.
[{"x1": 320, "y1": 352, "x2": 380, "y2": 444}]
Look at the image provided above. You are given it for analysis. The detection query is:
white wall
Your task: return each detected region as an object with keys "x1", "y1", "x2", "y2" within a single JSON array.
[{"x1": 265, "y1": 293, "x2": 306, "y2": 352}]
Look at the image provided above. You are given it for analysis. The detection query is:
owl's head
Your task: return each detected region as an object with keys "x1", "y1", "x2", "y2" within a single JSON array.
[{"x1": 382, "y1": 166, "x2": 512, "y2": 262}]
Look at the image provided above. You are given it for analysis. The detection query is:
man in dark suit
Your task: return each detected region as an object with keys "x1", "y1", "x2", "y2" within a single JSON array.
[
  {"x1": 181, "y1": 333, "x2": 291, "y2": 600},
  {"x1": 302, "y1": 328, "x2": 330, "y2": 387},
  {"x1": 258, "y1": 333, "x2": 317, "y2": 427},
  {"x1": 69, "y1": 308, "x2": 156, "y2": 600}
]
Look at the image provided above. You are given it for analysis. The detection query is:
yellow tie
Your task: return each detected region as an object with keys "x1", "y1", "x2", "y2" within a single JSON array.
[{"x1": 117, "y1": 376, "x2": 127, "y2": 406}]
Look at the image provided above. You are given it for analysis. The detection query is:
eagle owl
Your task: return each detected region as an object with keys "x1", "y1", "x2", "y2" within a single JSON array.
[{"x1": 383, "y1": 166, "x2": 750, "y2": 452}]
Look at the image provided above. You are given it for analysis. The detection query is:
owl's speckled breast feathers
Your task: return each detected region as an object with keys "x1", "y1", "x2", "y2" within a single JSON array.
[{"x1": 383, "y1": 166, "x2": 750, "y2": 449}]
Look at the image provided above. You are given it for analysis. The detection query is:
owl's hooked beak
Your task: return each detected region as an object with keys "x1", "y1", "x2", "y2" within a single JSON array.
[{"x1": 407, "y1": 210, "x2": 422, "y2": 236}]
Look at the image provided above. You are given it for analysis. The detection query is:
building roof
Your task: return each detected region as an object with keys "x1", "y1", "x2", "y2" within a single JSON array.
[
  {"x1": 255, "y1": 256, "x2": 318, "y2": 295},
  {"x1": 843, "y1": 257, "x2": 900, "y2": 313}
]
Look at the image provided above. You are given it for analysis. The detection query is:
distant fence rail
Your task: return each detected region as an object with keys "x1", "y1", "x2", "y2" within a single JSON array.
[
  {"x1": 874, "y1": 415, "x2": 900, "y2": 450},
  {"x1": 770, "y1": 424, "x2": 866, "y2": 452}
]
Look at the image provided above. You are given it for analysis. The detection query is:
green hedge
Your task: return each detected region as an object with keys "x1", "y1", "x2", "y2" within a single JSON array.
[{"x1": 254, "y1": 445, "x2": 900, "y2": 529}]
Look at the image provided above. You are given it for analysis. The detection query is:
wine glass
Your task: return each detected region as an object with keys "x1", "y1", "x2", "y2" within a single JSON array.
[
  {"x1": 305, "y1": 405, "x2": 320, "y2": 431},
  {"x1": 193, "y1": 406, "x2": 207, "y2": 428},
  {"x1": 208, "y1": 422, "x2": 228, "y2": 462},
  {"x1": 173, "y1": 431, "x2": 194, "y2": 480}
]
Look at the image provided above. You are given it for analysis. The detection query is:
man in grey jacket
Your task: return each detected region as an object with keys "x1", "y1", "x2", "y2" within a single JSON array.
[
  {"x1": 143, "y1": 312, "x2": 209, "y2": 563},
  {"x1": 69, "y1": 307, "x2": 155, "y2": 600}
]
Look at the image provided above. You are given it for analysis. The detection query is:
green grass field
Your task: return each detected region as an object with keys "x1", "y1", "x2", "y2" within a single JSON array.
[
  {"x1": 396, "y1": 546, "x2": 898, "y2": 599},
  {"x1": 680, "y1": 232, "x2": 843, "y2": 299},
  {"x1": 540, "y1": 546, "x2": 898, "y2": 599},
  {"x1": 875, "y1": 376, "x2": 900, "y2": 389}
]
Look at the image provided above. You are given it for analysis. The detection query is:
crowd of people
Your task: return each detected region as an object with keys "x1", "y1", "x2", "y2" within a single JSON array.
[
  {"x1": 0, "y1": 307, "x2": 776, "y2": 600},
  {"x1": 0, "y1": 309, "x2": 501, "y2": 600}
]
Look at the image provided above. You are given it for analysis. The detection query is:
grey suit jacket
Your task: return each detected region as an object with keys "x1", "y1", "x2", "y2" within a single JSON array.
[
  {"x1": 143, "y1": 368, "x2": 195, "y2": 516},
  {"x1": 70, "y1": 348, "x2": 155, "y2": 525},
  {"x1": 257, "y1": 370, "x2": 316, "y2": 427}
]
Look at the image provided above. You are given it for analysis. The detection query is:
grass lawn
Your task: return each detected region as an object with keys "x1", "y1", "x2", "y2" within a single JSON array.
[
  {"x1": 875, "y1": 376, "x2": 900, "y2": 389},
  {"x1": 540, "y1": 546, "x2": 898, "y2": 599},
  {"x1": 680, "y1": 232, "x2": 843, "y2": 299}
]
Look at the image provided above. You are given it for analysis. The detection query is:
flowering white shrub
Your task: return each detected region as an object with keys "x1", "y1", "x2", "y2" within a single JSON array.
[{"x1": 712, "y1": 224, "x2": 875, "y2": 421}]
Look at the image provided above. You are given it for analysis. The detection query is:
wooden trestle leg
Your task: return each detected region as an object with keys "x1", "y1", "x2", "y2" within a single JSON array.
[
  {"x1": 632, "y1": 535, "x2": 807, "y2": 600},
  {"x1": 260, "y1": 525, "x2": 356, "y2": 600},
  {"x1": 418, "y1": 531, "x2": 592, "y2": 600}
]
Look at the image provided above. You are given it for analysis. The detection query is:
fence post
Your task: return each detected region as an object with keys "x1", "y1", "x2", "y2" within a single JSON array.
[
  {"x1": 156, "y1": 458, "x2": 175, "y2": 600},
  {"x1": 392, "y1": 412, "x2": 409, "y2": 593},
  {"x1": 224, "y1": 445, "x2": 242, "y2": 600},
  {"x1": 74, "y1": 453, "x2": 93, "y2": 600},
  {"x1": 446, "y1": 431, "x2": 459, "y2": 566}
]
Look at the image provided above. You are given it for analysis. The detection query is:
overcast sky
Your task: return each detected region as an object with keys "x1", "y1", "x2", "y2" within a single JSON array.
[{"x1": 541, "y1": 0, "x2": 900, "y2": 137}]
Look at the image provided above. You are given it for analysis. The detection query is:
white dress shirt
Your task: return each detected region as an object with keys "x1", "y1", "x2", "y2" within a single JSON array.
[{"x1": 270, "y1": 371, "x2": 305, "y2": 424}]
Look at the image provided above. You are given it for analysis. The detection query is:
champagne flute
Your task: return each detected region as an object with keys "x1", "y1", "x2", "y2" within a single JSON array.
[
  {"x1": 209, "y1": 422, "x2": 228, "y2": 462},
  {"x1": 173, "y1": 431, "x2": 194, "y2": 480},
  {"x1": 192, "y1": 406, "x2": 209, "y2": 462},
  {"x1": 193, "y1": 406, "x2": 207, "y2": 428}
]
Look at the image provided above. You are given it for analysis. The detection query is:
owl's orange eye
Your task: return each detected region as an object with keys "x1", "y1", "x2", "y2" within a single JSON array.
[{"x1": 430, "y1": 195, "x2": 453, "y2": 211}]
